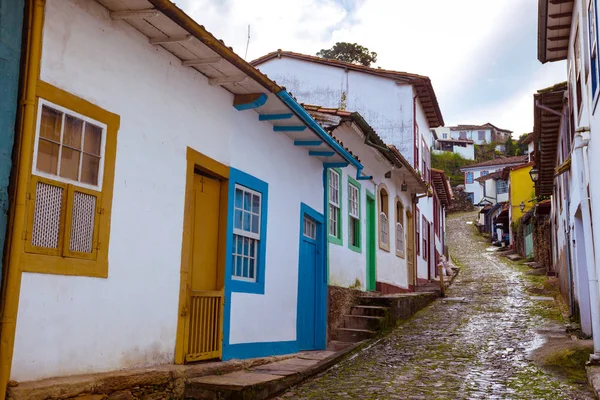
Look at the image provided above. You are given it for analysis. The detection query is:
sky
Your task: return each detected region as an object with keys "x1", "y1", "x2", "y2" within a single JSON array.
[{"x1": 178, "y1": 0, "x2": 567, "y2": 137}]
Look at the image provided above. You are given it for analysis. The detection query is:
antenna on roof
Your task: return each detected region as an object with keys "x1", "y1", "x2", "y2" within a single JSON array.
[{"x1": 244, "y1": 25, "x2": 251, "y2": 60}]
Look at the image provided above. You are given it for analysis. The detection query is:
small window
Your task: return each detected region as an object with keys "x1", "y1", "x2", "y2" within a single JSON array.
[
  {"x1": 459, "y1": 131, "x2": 467, "y2": 140},
  {"x1": 328, "y1": 169, "x2": 342, "y2": 244},
  {"x1": 478, "y1": 130, "x2": 486, "y2": 141},
  {"x1": 304, "y1": 216, "x2": 317, "y2": 240},
  {"x1": 395, "y1": 200, "x2": 404, "y2": 258},
  {"x1": 348, "y1": 180, "x2": 361, "y2": 252},
  {"x1": 378, "y1": 185, "x2": 390, "y2": 250},
  {"x1": 466, "y1": 172, "x2": 474, "y2": 184},
  {"x1": 497, "y1": 180, "x2": 508, "y2": 194},
  {"x1": 232, "y1": 185, "x2": 262, "y2": 282},
  {"x1": 442, "y1": 133, "x2": 448, "y2": 139},
  {"x1": 481, "y1": 170, "x2": 489, "y2": 177}
]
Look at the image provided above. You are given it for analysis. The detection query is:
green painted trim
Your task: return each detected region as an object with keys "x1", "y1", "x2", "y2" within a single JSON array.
[
  {"x1": 365, "y1": 190, "x2": 376, "y2": 291},
  {"x1": 347, "y1": 176, "x2": 362, "y2": 253},
  {"x1": 327, "y1": 168, "x2": 343, "y2": 246}
]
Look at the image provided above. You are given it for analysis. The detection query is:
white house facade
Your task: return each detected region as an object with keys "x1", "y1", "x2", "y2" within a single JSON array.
[{"x1": 1, "y1": 0, "x2": 365, "y2": 388}]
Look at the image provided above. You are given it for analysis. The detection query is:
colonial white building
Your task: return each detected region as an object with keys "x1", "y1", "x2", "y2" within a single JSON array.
[
  {"x1": 445, "y1": 123, "x2": 512, "y2": 152},
  {"x1": 0, "y1": 0, "x2": 365, "y2": 390},
  {"x1": 252, "y1": 51, "x2": 449, "y2": 285}
]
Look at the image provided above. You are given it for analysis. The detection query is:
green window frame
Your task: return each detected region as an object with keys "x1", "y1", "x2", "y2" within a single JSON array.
[
  {"x1": 327, "y1": 168, "x2": 343, "y2": 245},
  {"x1": 347, "y1": 176, "x2": 361, "y2": 253}
]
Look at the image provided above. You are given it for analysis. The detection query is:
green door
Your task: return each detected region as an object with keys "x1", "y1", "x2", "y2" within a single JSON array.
[{"x1": 366, "y1": 191, "x2": 376, "y2": 291}]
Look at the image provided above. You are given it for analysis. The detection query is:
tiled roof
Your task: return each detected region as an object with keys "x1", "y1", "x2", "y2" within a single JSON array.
[
  {"x1": 437, "y1": 138, "x2": 475, "y2": 144},
  {"x1": 449, "y1": 123, "x2": 513, "y2": 133},
  {"x1": 460, "y1": 155, "x2": 528, "y2": 170},
  {"x1": 251, "y1": 50, "x2": 444, "y2": 128},
  {"x1": 521, "y1": 132, "x2": 535, "y2": 145}
]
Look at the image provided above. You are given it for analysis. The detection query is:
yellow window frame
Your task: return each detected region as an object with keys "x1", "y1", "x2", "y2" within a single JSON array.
[{"x1": 20, "y1": 80, "x2": 120, "y2": 278}]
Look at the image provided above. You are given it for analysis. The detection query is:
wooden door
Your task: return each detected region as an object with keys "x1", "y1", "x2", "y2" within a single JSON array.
[
  {"x1": 184, "y1": 172, "x2": 224, "y2": 362},
  {"x1": 366, "y1": 194, "x2": 377, "y2": 291},
  {"x1": 406, "y1": 210, "x2": 415, "y2": 287}
]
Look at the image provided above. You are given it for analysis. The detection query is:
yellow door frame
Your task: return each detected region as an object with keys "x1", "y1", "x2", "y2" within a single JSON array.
[
  {"x1": 0, "y1": 0, "x2": 45, "y2": 397},
  {"x1": 174, "y1": 147, "x2": 229, "y2": 364}
]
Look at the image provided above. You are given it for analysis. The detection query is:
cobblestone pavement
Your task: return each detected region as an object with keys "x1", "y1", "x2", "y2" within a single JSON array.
[{"x1": 279, "y1": 212, "x2": 594, "y2": 399}]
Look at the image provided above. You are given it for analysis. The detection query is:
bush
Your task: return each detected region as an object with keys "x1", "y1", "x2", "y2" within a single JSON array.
[{"x1": 431, "y1": 152, "x2": 474, "y2": 187}]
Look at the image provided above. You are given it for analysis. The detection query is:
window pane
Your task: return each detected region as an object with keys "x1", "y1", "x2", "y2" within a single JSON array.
[
  {"x1": 234, "y1": 209, "x2": 243, "y2": 229},
  {"x1": 81, "y1": 154, "x2": 100, "y2": 186},
  {"x1": 63, "y1": 115, "x2": 83, "y2": 149},
  {"x1": 235, "y1": 188, "x2": 243, "y2": 208},
  {"x1": 243, "y1": 191, "x2": 252, "y2": 211},
  {"x1": 251, "y1": 214, "x2": 259, "y2": 233},
  {"x1": 83, "y1": 123, "x2": 102, "y2": 155},
  {"x1": 40, "y1": 106, "x2": 62, "y2": 142},
  {"x1": 252, "y1": 194, "x2": 260, "y2": 213},
  {"x1": 37, "y1": 139, "x2": 59, "y2": 175},
  {"x1": 59, "y1": 147, "x2": 80, "y2": 181}
]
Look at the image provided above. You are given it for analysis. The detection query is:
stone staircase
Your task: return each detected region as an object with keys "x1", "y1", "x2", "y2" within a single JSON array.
[{"x1": 329, "y1": 292, "x2": 439, "y2": 350}]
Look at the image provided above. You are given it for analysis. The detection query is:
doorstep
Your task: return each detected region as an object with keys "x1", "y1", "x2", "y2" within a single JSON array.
[
  {"x1": 7, "y1": 344, "x2": 364, "y2": 400},
  {"x1": 185, "y1": 344, "x2": 363, "y2": 399},
  {"x1": 587, "y1": 365, "x2": 600, "y2": 398}
]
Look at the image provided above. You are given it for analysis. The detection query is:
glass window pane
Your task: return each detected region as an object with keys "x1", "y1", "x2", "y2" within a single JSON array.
[
  {"x1": 235, "y1": 188, "x2": 243, "y2": 208},
  {"x1": 243, "y1": 191, "x2": 251, "y2": 211},
  {"x1": 83, "y1": 123, "x2": 102, "y2": 155},
  {"x1": 81, "y1": 154, "x2": 100, "y2": 186},
  {"x1": 251, "y1": 215, "x2": 259, "y2": 233},
  {"x1": 37, "y1": 139, "x2": 59, "y2": 175},
  {"x1": 250, "y1": 240, "x2": 255, "y2": 257},
  {"x1": 234, "y1": 209, "x2": 243, "y2": 229},
  {"x1": 249, "y1": 259, "x2": 255, "y2": 279},
  {"x1": 59, "y1": 147, "x2": 80, "y2": 181},
  {"x1": 252, "y1": 194, "x2": 260, "y2": 213},
  {"x1": 243, "y1": 211, "x2": 251, "y2": 231},
  {"x1": 243, "y1": 237, "x2": 249, "y2": 256},
  {"x1": 63, "y1": 115, "x2": 83, "y2": 149},
  {"x1": 40, "y1": 106, "x2": 62, "y2": 142},
  {"x1": 243, "y1": 257, "x2": 249, "y2": 278}
]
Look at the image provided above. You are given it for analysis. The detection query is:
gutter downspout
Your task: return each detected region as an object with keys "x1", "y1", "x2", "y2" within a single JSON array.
[{"x1": 573, "y1": 133, "x2": 600, "y2": 361}]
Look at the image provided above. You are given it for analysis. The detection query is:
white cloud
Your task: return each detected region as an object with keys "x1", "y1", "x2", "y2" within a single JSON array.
[{"x1": 178, "y1": 0, "x2": 568, "y2": 135}]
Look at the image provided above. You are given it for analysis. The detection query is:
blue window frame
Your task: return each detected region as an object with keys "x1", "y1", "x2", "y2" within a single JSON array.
[
  {"x1": 226, "y1": 168, "x2": 268, "y2": 294},
  {"x1": 466, "y1": 172, "x2": 474, "y2": 184},
  {"x1": 590, "y1": 0, "x2": 600, "y2": 111},
  {"x1": 481, "y1": 170, "x2": 489, "y2": 177},
  {"x1": 496, "y1": 180, "x2": 508, "y2": 194}
]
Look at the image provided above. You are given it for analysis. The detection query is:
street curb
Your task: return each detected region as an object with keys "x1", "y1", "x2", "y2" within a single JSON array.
[{"x1": 586, "y1": 365, "x2": 600, "y2": 399}]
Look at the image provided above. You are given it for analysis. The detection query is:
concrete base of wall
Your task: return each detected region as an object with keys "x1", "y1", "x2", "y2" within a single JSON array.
[
  {"x1": 359, "y1": 292, "x2": 439, "y2": 323},
  {"x1": 375, "y1": 281, "x2": 412, "y2": 294}
]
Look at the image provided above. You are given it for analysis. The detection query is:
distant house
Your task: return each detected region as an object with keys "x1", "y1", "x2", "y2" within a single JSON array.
[
  {"x1": 460, "y1": 156, "x2": 528, "y2": 205},
  {"x1": 433, "y1": 138, "x2": 475, "y2": 160},
  {"x1": 474, "y1": 170, "x2": 509, "y2": 205},
  {"x1": 445, "y1": 123, "x2": 513, "y2": 152},
  {"x1": 521, "y1": 132, "x2": 535, "y2": 162}
]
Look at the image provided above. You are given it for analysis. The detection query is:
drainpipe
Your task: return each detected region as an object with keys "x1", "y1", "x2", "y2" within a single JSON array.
[{"x1": 574, "y1": 132, "x2": 600, "y2": 361}]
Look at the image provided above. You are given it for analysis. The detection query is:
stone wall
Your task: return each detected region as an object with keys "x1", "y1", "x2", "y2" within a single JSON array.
[
  {"x1": 447, "y1": 188, "x2": 475, "y2": 213},
  {"x1": 328, "y1": 286, "x2": 362, "y2": 342}
]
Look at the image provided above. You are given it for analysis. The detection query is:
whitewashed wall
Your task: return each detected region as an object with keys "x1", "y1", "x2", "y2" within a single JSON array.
[
  {"x1": 256, "y1": 58, "x2": 416, "y2": 166},
  {"x1": 12, "y1": 0, "x2": 323, "y2": 381},
  {"x1": 450, "y1": 129, "x2": 491, "y2": 144}
]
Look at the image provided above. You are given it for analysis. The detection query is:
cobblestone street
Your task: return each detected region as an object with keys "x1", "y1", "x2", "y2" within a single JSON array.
[{"x1": 280, "y1": 211, "x2": 595, "y2": 399}]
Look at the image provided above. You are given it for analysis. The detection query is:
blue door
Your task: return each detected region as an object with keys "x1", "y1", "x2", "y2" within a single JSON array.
[
  {"x1": 0, "y1": 0, "x2": 25, "y2": 285},
  {"x1": 297, "y1": 204, "x2": 325, "y2": 351}
]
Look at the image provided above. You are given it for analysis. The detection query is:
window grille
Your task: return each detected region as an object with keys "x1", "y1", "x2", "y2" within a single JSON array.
[
  {"x1": 31, "y1": 181, "x2": 63, "y2": 249},
  {"x1": 380, "y1": 213, "x2": 389, "y2": 245},
  {"x1": 69, "y1": 191, "x2": 96, "y2": 253},
  {"x1": 396, "y1": 222, "x2": 404, "y2": 257}
]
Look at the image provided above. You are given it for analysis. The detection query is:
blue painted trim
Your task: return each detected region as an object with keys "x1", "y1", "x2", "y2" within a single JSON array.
[
  {"x1": 309, "y1": 151, "x2": 335, "y2": 157},
  {"x1": 233, "y1": 93, "x2": 268, "y2": 111},
  {"x1": 273, "y1": 125, "x2": 307, "y2": 132},
  {"x1": 277, "y1": 91, "x2": 368, "y2": 182},
  {"x1": 294, "y1": 140, "x2": 323, "y2": 147},
  {"x1": 357, "y1": 175, "x2": 372, "y2": 181},
  {"x1": 223, "y1": 341, "x2": 299, "y2": 361},
  {"x1": 323, "y1": 162, "x2": 349, "y2": 168},
  {"x1": 259, "y1": 113, "x2": 293, "y2": 121},
  {"x1": 297, "y1": 202, "x2": 327, "y2": 351},
  {"x1": 222, "y1": 168, "x2": 269, "y2": 360}
]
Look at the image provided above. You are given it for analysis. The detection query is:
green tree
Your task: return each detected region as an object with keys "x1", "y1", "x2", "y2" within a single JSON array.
[
  {"x1": 316, "y1": 42, "x2": 378, "y2": 67},
  {"x1": 474, "y1": 142, "x2": 500, "y2": 162},
  {"x1": 515, "y1": 133, "x2": 529, "y2": 155},
  {"x1": 431, "y1": 152, "x2": 474, "y2": 187},
  {"x1": 504, "y1": 136, "x2": 517, "y2": 156}
]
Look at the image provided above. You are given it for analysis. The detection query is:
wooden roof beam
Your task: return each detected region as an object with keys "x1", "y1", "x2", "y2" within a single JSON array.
[{"x1": 549, "y1": 11, "x2": 574, "y2": 18}]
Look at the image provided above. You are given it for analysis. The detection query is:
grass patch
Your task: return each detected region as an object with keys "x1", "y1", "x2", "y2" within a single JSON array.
[{"x1": 541, "y1": 345, "x2": 593, "y2": 384}]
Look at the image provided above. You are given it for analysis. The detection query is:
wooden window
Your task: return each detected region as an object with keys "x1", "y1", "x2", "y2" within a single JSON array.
[
  {"x1": 415, "y1": 207, "x2": 420, "y2": 256},
  {"x1": 422, "y1": 216, "x2": 428, "y2": 260},
  {"x1": 378, "y1": 185, "x2": 390, "y2": 251},
  {"x1": 232, "y1": 185, "x2": 261, "y2": 282},
  {"x1": 23, "y1": 81, "x2": 119, "y2": 278},
  {"x1": 348, "y1": 179, "x2": 361, "y2": 252},
  {"x1": 575, "y1": 25, "x2": 584, "y2": 119},
  {"x1": 328, "y1": 169, "x2": 342, "y2": 245},
  {"x1": 459, "y1": 131, "x2": 467, "y2": 140},
  {"x1": 395, "y1": 199, "x2": 404, "y2": 258},
  {"x1": 478, "y1": 130, "x2": 486, "y2": 141}
]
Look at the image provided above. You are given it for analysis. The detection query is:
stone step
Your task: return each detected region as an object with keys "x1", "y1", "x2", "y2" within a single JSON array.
[
  {"x1": 326, "y1": 340, "x2": 354, "y2": 351},
  {"x1": 358, "y1": 296, "x2": 395, "y2": 307},
  {"x1": 350, "y1": 305, "x2": 389, "y2": 318},
  {"x1": 343, "y1": 315, "x2": 386, "y2": 331},
  {"x1": 332, "y1": 328, "x2": 377, "y2": 343}
]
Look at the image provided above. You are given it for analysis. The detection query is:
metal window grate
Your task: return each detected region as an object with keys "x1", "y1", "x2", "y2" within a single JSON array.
[
  {"x1": 31, "y1": 182, "x2": 63, "y2": 249},
  {"x1": 69, "y1": 191, "x2": 96, "y2": 253}
]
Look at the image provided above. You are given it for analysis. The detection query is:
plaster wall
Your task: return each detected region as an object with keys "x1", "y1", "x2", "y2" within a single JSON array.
[{"x1": 12, "y1": 0, "x2": 323, "y2": 381}]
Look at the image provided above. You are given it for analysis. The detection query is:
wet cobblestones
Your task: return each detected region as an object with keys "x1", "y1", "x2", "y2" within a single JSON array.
[{"x1": 280, "y1": 212, "x2": 594, "y2": 399}]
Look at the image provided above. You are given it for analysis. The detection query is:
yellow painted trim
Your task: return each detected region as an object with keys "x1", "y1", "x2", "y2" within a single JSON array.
[
  {"x1": 175, "y1": 147, "x2": 229, "y2": 365},
  {"x1": 62, "y1": 185, "x2": 101, "y2": 261},
  {"x1": 377, "y1": 183, "x2": 390, "y2": 252},
  {"x1": 24, "y1": 175, "x2": 67, "y2": 257},
  {"x1": 0, "y1": 0, "x2": 45, "y2": 396}
]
